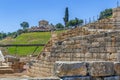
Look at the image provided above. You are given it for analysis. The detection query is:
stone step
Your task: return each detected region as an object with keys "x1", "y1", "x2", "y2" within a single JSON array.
[
  {"x1": 0, "y1": 65, "x2": 14, "y2": 74},
  {"x1": 0, "y1": 66, "x2": 11, "y2": 69},
  {"x1": 0, "y1": 68, "x2": 14, "y2": 74}
]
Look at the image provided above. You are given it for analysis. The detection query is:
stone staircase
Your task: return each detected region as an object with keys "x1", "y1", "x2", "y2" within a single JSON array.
[{"x1": 0, "y1": 63, "x2": 14, "y2": 74}]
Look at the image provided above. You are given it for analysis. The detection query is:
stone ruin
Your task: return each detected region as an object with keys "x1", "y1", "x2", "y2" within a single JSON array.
[
  {"x1": 0, "y1": 50, "x2": 5, "y2": 64},
  {"x1": 0, "y1": 50, "x2": 14, "y2": 74},
  {"x1": 27, "y1": 7, "x2": 120, "y2": 80},
  {"x1": 0, "y1": 50, "x2": 26, "y2": 74}
]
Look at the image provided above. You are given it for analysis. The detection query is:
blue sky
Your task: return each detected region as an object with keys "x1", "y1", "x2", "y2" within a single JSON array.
[{"x1": 0, "y1": 0, "x2": 118, "y2": 32}]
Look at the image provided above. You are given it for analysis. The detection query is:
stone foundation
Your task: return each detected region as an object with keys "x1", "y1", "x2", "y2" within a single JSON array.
[
  {"x1": 54, "y1": 61, "x2": 120, "y2": 80},
  {"x1": 28, "y1": 61, "x2": 120, "y2": 80}
]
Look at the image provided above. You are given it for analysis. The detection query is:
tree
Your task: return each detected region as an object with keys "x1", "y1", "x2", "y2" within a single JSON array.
[
  {"x1": 99, "y1": 8, "x2": 112, "y2": 20},
  {"x1": 55, "y1": 23, "x2": 64, "y2": 29},
  {"x1": 67, "y1": 18, "x2": 83, "y2": 27},
  {"x1": 63, "y1": 7, "x2": 69, "y2": 27},
  {"x1": 0, "y1": 32, "x2": 7, "y2": 40},
  {"x1": 17, "y1": 29, "x2": 24, "y2": 35},
  {"x1": 20, "y1": 21, "x2": 29, "y2": 30},
  {"x1": 7, "y1": 32, "x2": 17, "y2": 38}
]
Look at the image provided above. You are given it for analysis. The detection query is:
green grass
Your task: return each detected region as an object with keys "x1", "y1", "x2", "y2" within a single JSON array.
[
  {"x1": 55, "y1": 30, "x2": 66, "y2": 34},
  {"x1": 7, "y1": 32, "x2": 51, "y2": 56},
  {"x1": 0, "y1": 30, "x2": 66, "y2": 56},
  {"x1": 107, "y1": 15, "x2": 112, "y2": 18}
]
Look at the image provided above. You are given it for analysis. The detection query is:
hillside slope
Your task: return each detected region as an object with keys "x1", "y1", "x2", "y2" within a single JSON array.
[{"x1": 0, "y1": 32, "x2": 51, "y2": 56}]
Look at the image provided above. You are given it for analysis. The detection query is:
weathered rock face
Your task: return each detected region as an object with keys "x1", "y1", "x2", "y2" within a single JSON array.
[
  {"x1": 114, "y1": 62, "x2": 120, "y2": 75},
  {"x1": 88, "y1": 61, "x2": 114, "y2": 77},
  {"x1": 54, "y1": 61, "x2": 87, "y2": 77},
  {"x1": 62, "y1": 76, "x2": 90, "y2": 80},
  {"x1": 104, "y1": 76, "x2": 120, "y2": 80}
]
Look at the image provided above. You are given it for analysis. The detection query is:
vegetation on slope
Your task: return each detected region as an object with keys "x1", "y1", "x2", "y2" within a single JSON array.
[
  {"x1": 0, "y1": 30, "x2": 66, "y2": 56},
  {"x1": 7, "y1": 32, "x2": 51, "y2": 56},
  {"x1": 99, "y1": 8, "x2": 112, "y2": 20}
]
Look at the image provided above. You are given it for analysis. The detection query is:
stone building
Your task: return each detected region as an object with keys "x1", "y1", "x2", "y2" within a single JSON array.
[
  {"x1": 39, "y1": 20, "x2": 49, "y2": 27},
  {"x1": 28, "y1": 20, "x2": 55, "y2": 32}
]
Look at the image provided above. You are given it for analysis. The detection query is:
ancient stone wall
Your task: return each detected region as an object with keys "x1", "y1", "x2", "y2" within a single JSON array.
[
  {"x1": 48, "y1": 31, "x2": 120, "y2": 62},
  {"x1": 28, "y1": 61, "x2": 120, "y2": 80},
  {"x1": 28, "y1": 7, "x2": 120, "y2": 77},
  {"x1": 28, "y1": 31, "x2": 120, "y2": 77},
  {"x1": 54, "y1": 61, "x2": 120, "y2": 80},
  {"x1": 88, "y1": 18, "x2": 115, "y2": 29}
]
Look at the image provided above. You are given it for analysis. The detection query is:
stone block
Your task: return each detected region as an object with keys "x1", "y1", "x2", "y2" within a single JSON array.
[
  {"x1": 104, "y1": 76, "x2": 120, "y2": 80},
  {"x1": 92, "y1": 77, "x2": 103, "y2": 80},
  {"x1": 114, "y1": 62, "x2": 120, "y2": 75},
  {"x1": 88, "y1": 61, "x2": 114, "y2": 77},
  {"x1": 110, "y1": 53, "x2": 116, "y2": 60},
  {"x1": 30, "y1": 77, "x2": 60, "y2": 80},
  {"x1": 54, "y1": 61, "x2": 87, "y2": 77},
  {"x1": 62, "y1": 76, "x2": 90, "y2": 80},
  {"x1": 85, "y1": 52, "x2": 92, "y2": 58}
]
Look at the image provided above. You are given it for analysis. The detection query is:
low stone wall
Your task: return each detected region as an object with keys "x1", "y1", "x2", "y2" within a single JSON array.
[{"x1": 54, "y1": 61, "x2": 120, "y2": 80}]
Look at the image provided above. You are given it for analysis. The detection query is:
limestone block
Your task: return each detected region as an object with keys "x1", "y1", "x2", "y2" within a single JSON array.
[
  {"x1": 117, "y1": 51, "x2": 120, "y2": 62},
  {"x1": 63, "y1": 49, "x2": 73, "y2": 53},
  {"x1": 72, "y1": 49, "x2": 81, "y2": 53},
  {"x1": 114, "y1": 62, "x2": 120, "y2": 75},
  {"x1": 96, "y1": 38, "x2": 104, "y2": 42},
  {"x1": 110, "y1": 53, "x2": 116, "y2": 60},
  {"x1": 73, "y1": 53, "x2": 81, "y2": 58},
  {"x1": 89, "y1": 48, "x2": 99, "y2": 53},
  {"x1": 91, "y1": 42, "x2": 99, "y2": 47},
  {"x1": 32, "y1": 78, "x2": 60, "y2": 80},
  {"x1": 88, "y1": 61, "x2": 114, "y2": 77},
  {"x1": 85, "y1": 52, "x2": 92, "y2": 58},
  {"x1": 62, "y1": 76, "x2": 90, "y2": 80},
  {"x1": 100, "y1": 53, "x2": 108, "y2": 60},
  {"x1": 74, "y1": 40, "x2": 80, "y2": 44},
  {"x1": 92, "y1": 77, "x2": 103, "y2": 80},
  {"x1": 54, "y1": 61, "x2": 87, "y2": 77},
  {"x1": 104, "y1": 76, "x2": 120, "y2": 80}
]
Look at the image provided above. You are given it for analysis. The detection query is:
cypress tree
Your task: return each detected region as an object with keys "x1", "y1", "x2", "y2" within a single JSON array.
[{"x1": 63, "y1": 7, "x2": 69, "y2": 27}]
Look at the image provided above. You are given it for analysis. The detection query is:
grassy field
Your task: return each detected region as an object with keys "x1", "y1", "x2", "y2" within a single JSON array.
[{"x1": 7, "y1": 32, "x2": 51, "y2": 56}]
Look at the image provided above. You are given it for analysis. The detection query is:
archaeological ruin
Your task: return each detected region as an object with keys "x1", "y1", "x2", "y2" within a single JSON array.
[
  {"x1": 26, "y1": 7, "x2": 120, "y2": 80},
  {"x1": 1, "y1": 7, "x2": 120, "y2": 80},
  {"x1": 28, "y1": 20, "x2": 55, "y2": 32}
]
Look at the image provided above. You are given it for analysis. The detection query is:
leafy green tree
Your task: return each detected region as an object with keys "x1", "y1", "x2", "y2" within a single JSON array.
[
  {"x1": 17, "y1": 29, "x2": 24, "y2": 35},
  {"x1": 2, "y1": 33, "x2": 7, "y2": 38},
  {"x1": 55, "y1": 23, "x2": 64, "y2": 29},
  {"x1": 99, "y1": 8, "x2": 112, "y2": 20},
  {"x1": 7, "y1": 32, "x2": 18, "y2": 38},
  {"x1": 67, "y1": 18, "x2": 83, "y2": 27},
  {"x1": 0, "y1": 32, "x2": 7, "y2": 39},
  {"x1": 63, "y1": 7, "x2": 69, "y2": 27},
  {"x1": 20, "y1": 21, "x2": 29, "y2": 30}
]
